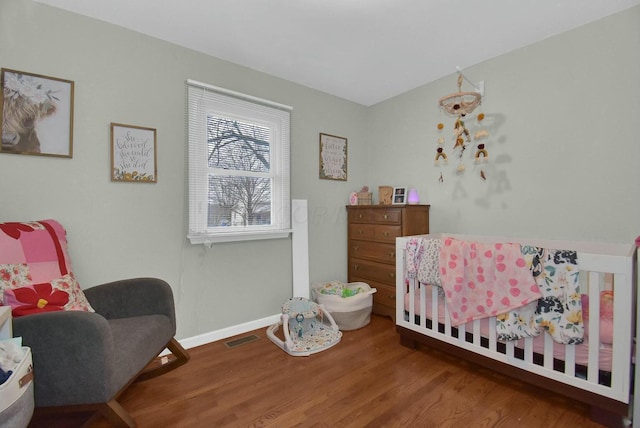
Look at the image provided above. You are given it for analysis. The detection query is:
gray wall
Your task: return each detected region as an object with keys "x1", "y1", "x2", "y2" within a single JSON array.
[
  {"x1": 1, "y1": 0, "x2": 365, "y2": 339},
  {"x1": 368, "y1": 7, "x2": 640, "y2": 244},
  {"x1": 2, "y1": 1, "x2": 638, "y2": 342}
]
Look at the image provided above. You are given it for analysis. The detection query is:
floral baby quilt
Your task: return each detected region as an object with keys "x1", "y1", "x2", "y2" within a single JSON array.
[{"x1": 497, "y1": 246, "x2": 583, "y2": 344}]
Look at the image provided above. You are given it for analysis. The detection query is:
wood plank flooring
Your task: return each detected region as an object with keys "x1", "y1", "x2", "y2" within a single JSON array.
[{"x1": 29, "y1": 315, "x2": 605, "y2": 427}]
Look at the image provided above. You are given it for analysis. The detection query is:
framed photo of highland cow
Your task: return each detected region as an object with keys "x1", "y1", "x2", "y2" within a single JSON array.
[{"x1": 0, "y1": 68, "x2": 74, "y2": 158}]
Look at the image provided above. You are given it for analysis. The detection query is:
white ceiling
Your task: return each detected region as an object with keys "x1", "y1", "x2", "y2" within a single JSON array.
[{"x1": 34, "y1": 0, "x2": 640, "y2": 106}]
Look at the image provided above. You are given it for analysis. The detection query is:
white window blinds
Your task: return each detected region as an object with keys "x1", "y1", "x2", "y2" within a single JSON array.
[{"x1": 186, "y1": 79, "x2": 292, "y2": 244}]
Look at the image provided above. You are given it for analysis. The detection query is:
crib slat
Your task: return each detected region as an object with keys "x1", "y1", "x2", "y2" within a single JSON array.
[
  {"x1": 444, "y1": 300, "x2": 451, "y2": 336},
  {"x1": 409, "y1": 279, "x2": 417, "y2": 328},
  {"x1": 407, "y1": 278, "x2": 415, "y2": 327},
  {"x1": 488, "y1": 317, "x2": 497, "y2": 352},
  {"x1": 431, "y1": 285, "x2": 438, "y2": 331},
  {"x1": 587, "y1": 271, "x2": 600, "y2": 383},
  {"x1": 565, "y1": 342, "x2": 576, "y2": 377},
  {"x1": 458, "y1": 323, "x2": 465, "y2": 343},
  {"x1": 473, "y1": 320, "x2": 481, "y2": 347},
  {"x1": 543, "y1": 333, "x2": 554, "y2": 370},
  {"x1": 506, "y1": 340, "x2": 514, "y2": 358},
  {"x1": 523, "y1": 337, "x2": 533, "y2": 364},
  {"x1": 419, "y1": 284, "x2": 426, "y2": 328},
  {"x1": 610, "y1": 270, "x2": 633, "y2": 397}
]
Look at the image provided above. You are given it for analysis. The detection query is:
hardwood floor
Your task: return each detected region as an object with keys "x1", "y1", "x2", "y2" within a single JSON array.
[{"x1": 29, "y1": 315, "x2": 605, "y2": 427}]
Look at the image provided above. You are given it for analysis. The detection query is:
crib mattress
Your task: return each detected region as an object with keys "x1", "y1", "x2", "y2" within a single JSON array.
[{"x1": 404, "y1": 285, "x2": 613, "y2": 372}]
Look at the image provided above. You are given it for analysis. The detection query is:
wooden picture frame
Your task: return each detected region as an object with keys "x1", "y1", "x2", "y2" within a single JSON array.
[
  {"x1": 111, "y1": 123, "x2": 157, "y2": 182},
  {"x1": 378, "y1": 186, "x2": 393, "y2": 205},
  {"x1": 319, "y1": 132, "x2": 347, "y2": 181},
  {"x1": 392, "y1": 187, "x2": 407, "y2": 204},
  {"x1": 1, "y1": 68, "x2": 74, "y2": 158}
]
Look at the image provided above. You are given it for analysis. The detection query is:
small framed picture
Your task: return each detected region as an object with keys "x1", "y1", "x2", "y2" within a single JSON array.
[
  {"x1": 111, "y1": 123, "x2": 157, "y2": 182},
  {"x1": 392, "y1": 187, "x2": 407, "y2": 204},
  {"x1": 378, "y1": 186, "x2": 393, "y2": 205},
  {"x1": 1, "y1": 68, "x2": 74, "y2": 158},
  {"x1": 319, "y1": 132, "x2": 347, "y2": 181}
]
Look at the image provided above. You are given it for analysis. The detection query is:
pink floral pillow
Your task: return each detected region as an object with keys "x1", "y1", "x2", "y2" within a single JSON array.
[
  {"x1": 0, "y1": 220, "x2": 94, "y2": 317},
  {"x1": 3, "y1": 273, "x2": 94, "y2": 316}
]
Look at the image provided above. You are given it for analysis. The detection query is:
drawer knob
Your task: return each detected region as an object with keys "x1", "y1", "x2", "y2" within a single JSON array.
[
  {"x1": 384, "y1": 231, "x2": 389, "y2": 237},
  {"x1": 358, "y1": 214, "x2": 363, "y2": 219},
  {"x1": 389, "y1": 272, "x2": 395, "y2": 279},
  {"x1": 388, "y1": 251, "x2": 395, "y2": 258},
  {"x1": 358, "y1": 230, "x2": 364, "y2": 235},
  {"x1": 383, "y1": 214, "x2": 389, "y2": 219},
  {"x1": 353, "y1": 265, "x2": 359, "y2": 270},
  {"x1": 387, "y1": 295, "x2": 396, "y2": 300},
  {"x1": 353, "y1": 246, "x2": 359, "y2": 251}
]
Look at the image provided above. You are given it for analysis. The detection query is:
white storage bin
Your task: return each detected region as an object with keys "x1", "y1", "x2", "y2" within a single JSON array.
[
  {"x1": 0, "y1": 346, "x2": 34, "y2": 428},
  {"x1": 312, "y1": 281, "x2": 376, "y2": 330}
]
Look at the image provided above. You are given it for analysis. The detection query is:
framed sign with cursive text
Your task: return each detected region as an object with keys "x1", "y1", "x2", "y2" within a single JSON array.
[
  {"x1": 319, "y1": 132, "x2": 347, "y2": 181},
  {"x1": 110, "y1": 123, "x2": 157, "y2": 182}
]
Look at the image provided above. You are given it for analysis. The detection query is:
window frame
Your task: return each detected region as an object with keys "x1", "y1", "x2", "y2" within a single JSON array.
[{"x1": 186, "y1": 80, "x2": 292, "y2": 245}]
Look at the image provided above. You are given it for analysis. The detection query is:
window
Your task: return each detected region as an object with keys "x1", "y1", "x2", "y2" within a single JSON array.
[{"x1": 187, "y1": 80, "x2": 291, "y2": 244}]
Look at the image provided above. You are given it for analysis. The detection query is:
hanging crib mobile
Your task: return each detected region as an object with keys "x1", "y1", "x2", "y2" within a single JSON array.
[
  {"x1": 434, "y1": 70, "x2": 489, "y2": 182},
  {"x1": 266, "y1": 297, "x2": 342, "y2": 356}
]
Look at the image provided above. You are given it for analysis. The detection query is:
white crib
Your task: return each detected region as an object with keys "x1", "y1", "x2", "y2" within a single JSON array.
[{"x1": 395, "y1": 233, "x2": 637, "y2": 425}]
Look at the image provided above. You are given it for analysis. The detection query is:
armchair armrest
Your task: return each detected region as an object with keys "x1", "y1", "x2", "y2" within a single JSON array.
[
  {"x1": 12, "y1": 311, "x2": 116, "y2": 407},
  {"x1": 84, "y1": 277, "x2": 176, "y2": 332}
]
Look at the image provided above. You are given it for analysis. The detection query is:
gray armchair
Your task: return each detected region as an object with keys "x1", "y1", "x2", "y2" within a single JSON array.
[{"x1": 13, "y1": 277, "x2": 189, "y2": 427}]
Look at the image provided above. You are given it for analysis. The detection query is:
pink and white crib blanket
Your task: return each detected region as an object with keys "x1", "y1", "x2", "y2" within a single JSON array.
[
  {"x1": 438, "y1": 236, "x2": 542, "y2": 327},
  {"x1": 405, "y1": 236, "x2": 584, "y2": 344}
]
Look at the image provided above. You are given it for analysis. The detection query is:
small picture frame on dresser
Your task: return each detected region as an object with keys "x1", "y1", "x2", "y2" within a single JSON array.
[{"x1": 392, "y1": 187, "x2": 407, "y2": 204}]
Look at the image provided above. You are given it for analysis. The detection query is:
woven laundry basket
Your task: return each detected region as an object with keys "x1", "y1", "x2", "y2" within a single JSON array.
[{"x1": 312, "y1": 281, "x2": 376, "y2": 330}]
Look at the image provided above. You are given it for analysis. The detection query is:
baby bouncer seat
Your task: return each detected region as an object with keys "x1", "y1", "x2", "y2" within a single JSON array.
[{"x1": 266, "y1": 297, "x2": 342, "y2": 356}]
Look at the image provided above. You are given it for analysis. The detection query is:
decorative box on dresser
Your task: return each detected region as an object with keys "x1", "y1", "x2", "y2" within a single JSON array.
[{"x1": 346, "y1": 204, "x2": 429, "y2": 320}]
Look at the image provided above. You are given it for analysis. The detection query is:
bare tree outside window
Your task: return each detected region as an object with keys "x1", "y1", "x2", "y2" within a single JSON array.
[
  {"x1": 187, "y1": 81, "x2": 290, "y2": 244},
  {"x1": 207, "y1": 117, "x2": 272, "y2": 227}
]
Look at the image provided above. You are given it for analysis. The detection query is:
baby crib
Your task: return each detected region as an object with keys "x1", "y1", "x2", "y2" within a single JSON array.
[{"x1": 395, "y1": 233, "x2": 637, "y2": 425}]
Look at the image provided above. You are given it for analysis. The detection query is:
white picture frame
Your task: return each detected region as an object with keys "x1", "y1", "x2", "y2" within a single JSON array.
[{"x1": 392, "y1": 187, "x2": 407, "y2": 204}]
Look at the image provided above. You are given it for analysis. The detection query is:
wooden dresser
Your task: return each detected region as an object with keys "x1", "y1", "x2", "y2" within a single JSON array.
[{"x1": 346, "y1": 204, "x2": 429, "y2": 320}]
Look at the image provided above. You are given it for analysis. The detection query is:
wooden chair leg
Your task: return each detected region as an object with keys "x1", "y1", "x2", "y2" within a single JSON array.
[
  {"x1": 34, "y1": 399, "x2": 136, "y2": 428},
  {"x1": 135, "y1": 337, "x2": 190, "y2": 382},
  {"x1": 94, "y1": 400, "x2": 136, "y2": 428},
  {"x1": 31, "y1": 340, "x2": 188, "y2": 426}
]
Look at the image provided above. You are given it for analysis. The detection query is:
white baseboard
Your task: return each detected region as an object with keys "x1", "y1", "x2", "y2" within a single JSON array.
[{"x1": 164, "y1": 313, "x2": 281, "y2": 353}]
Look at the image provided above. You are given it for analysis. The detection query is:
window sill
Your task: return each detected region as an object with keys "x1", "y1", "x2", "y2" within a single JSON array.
[{"x1": 188, "y1": 229, "x2": 292, "y2": 246}]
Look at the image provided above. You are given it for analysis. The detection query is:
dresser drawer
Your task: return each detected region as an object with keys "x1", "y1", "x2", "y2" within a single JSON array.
[
  {"x1": 346, "y1": 204, "x2": 429, "y2": 320},
  {"x1": 348, "y1": 208, "x2": 402, "y2": 225},
  {"x1": 348, "y1": 258, "x2": 396, "y2": 285},
  {"x1": 349, "y1": 240, "x2": 395, "y2": 264},
  {"x1": 372, "y1": 283, "x2": 396, "y2": 310},
  {"x1": 349, "y1": 224, "x2": 401, "y2": 243},
  {"x1": 349, "y1": 277, "x2": 396, "y2": 310}
]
